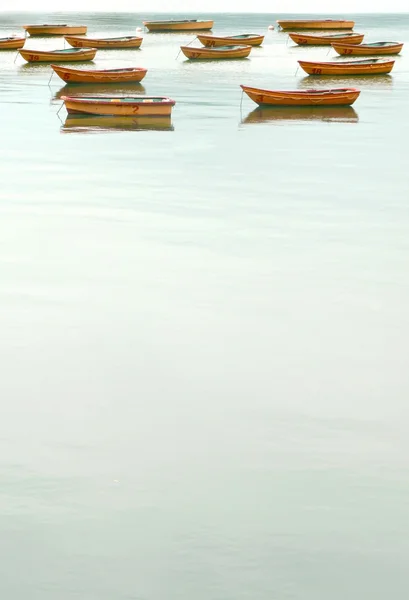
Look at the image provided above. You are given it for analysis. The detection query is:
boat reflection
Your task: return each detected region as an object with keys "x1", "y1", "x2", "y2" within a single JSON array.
[
  {"x1": 53, "y1": 82, "x2": 146, "y2": 101},
  {"x1": 61, "y1": 114, "x2": 174, "y2": 133},
  {"x1": 298, "y1": 74, "x2": 393, "y2": 88},
  {"x1": 242, "y1": 105, "x2": 359, "y2": 124}
]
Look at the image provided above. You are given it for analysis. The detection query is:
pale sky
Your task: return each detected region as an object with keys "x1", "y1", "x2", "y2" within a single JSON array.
[{"x1": 3, "y1": 0, "x2": 409, "y2": 11}]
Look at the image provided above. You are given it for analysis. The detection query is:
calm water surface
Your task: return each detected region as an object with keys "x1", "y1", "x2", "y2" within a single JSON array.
[{"x1": 1, "y1": 11, "x2": 409, "y2": 600}]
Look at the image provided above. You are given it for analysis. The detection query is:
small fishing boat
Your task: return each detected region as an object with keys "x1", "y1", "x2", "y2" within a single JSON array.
[
  {"x1": 62, "y1": 114, "x2": 174, "y2": 132},
  {"x1": 20, "y1": 48, "x2": 97, "y2": 62},
  {"x1": 298, "y1": 58, "x2": 395, "y2": 76},
  {"x1": 181, "y1": 44, "x2": 251, "y2": 59},
  {"x1": 51, "y1": 64, "x2": 147, "y2": 83},
  {"x1": 143, "y1": 19, "x2": 213, "y2": 32},
  {"x1": 288, "y1": 32, "x2": 364, "y2": 45},
  {"x1": 243, "y1": 106, "x2": 359, "y2": 124},
  {"x1": 23, "y1": 24, "x2": 87, "y2": 36},
  {"x1": 277, "y1": 19, "x2": 354, "y2": 30},
  {"x1": 332, "y1": 41, "x2": 404, "y2": 56},
  {"x1": 64, "y1": 35, "x2": 143, "y2": 49},
  {"x1": 0, "y1": 36, "x2": 26, "y2": 50},
  {"x1": 197, "y1": 33, "x2": 264, "y2": 47},
  {"x1": 61, "y1": 95, "x2": 176, "y2": 116},
  {"x1": 241, "y1": 85, "x2": 360, "y2": 106}
]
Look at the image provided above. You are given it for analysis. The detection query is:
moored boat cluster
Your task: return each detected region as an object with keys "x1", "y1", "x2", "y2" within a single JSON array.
[{"x1": 0, "y1": 17, "x2": 404, "y2": 126}]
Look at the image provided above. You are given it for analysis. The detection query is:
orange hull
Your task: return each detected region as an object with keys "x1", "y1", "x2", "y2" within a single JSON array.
[
  {"x1": 20, "y1": 48, "x2": 96, "y2": 62},
  {"x1": 0, "y1": 36, "x2": 26, "y2": 50},
  {"x1": 277, "y1": 19, "x2": 354, "y2": 30},
  {"x1": 51, "y1": 64, "x2": 147, "y2": 83},
  {"x1": 197, "y1": 33, "x2": 264, "y2": 47},
  {"x1": 143, "y1": 20, "x2": 213, "y2": 32},
  {"x1": 62, "y1": 95, "x2": 175, "y2": 116},
  {"x1": 65, "y1": 35, "x2": 143, "y2": 49},
  {"x1": 298, "y1": 58, "x2": 395, "y2": 76},
  {"x1": 289, "y1": 32, "x2": 364, "y2": 45},
  {"x1": 181, "y1": 44, "x2": 251, "y2": 59},
  {"x1": 241, "y1": 85, "x2": 360, "y2": 106},
  {"x1": 332, "y1": 41, "x2": 404, "y2": 55},
  {"x1": 23, "y1": 24, "x2": 87, "y2": 36}
]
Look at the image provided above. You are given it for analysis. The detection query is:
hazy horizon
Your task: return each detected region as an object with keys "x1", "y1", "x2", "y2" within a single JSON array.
[{"x1": 2, "y1": 0, "x2": 409, "y2": 12}]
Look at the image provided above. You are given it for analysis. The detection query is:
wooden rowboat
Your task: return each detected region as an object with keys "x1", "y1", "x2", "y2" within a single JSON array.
[
  {"x1": 51, "y1": 64, "x2": 147, "y2": 83},
  {"x1": 23, "y1": 24, "x2": 87, "y2": 36},
  {"x1": 62, "y1": 115, "x2": 174, "y2": 132},
  {"x1": 0, "y1": 36, "x2": 26, "y2": 50},
  {"x1": 289, "y1": 32, "x2": 364, "y2": 46},
  {"x1": 20, "y1": 48, "x2": 97, "y2": 62},
  {"x1": 143, "y1": 19, "x2": 213, "y2": 32},
  {"x1": 197, "y1": 33, "x2": 264, "y2": 47},
  {"x1": 181, "y1": 45, "x2": 251, "y2": 59},
  {"x1": 62, "y1": 95, "x2": 176, "y2": 116},
  {"x1": 241, "y1": 85, "x2": 360, "y2": 106},
  {"x1": 298, "y1": 58, "x2": 395, "y2": 76},
  {"x1": 64, "y1": 35, "x2": 143, "y2": 49},
  {"x1": 277, "y1": 19, "x2": 354, "y2": 30},
  {"x1": 332, "y1": 41, "x2": 404, "y2": 56}
]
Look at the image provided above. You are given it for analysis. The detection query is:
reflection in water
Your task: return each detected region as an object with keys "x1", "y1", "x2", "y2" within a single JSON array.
[
  {"x1": 242, "y1": 105, "x2": 359, "y2": 124},
  {"x1": 53, "y1": 82, "x2": 146, "y2": 101},
  {"x1": 61, "y1": 114, "x2": 174, "y2": 133},
  {"x1": 298, "y1": 74, "x2": 394, "y2": 88}
]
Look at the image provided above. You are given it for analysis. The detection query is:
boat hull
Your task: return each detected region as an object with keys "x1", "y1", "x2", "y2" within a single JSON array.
[
  {"x1": 181, "y1": 45, "x2": 251, "y2": 59},
  {"x1": 64, "y1": 35, "x2": 143, "y2": 49},
  {"x1": 51, "y1": 64, "x2": 147, "y2": 83},
  {"x1": 143, "y1": 20, "x2": 214, "y2": 32},
  {"x1": 20, "y1": 48, "x2": 97, "y2": 62},
  {"x1": 62, "y1": 95, "x2": 175, "y2": 116},
  {"x1": 298, "y1": 59, "x2": 395, "y2": 75},
  {"x1": 332, "y1": 42, "x2": 404, "y2": 55},
  {"x1": 0, "y1": 36, "x2": 26, "y2": 50},
  {"x1": 289, "y1": 32, "x2": 364, "y2": 45},
  {"x1": 241, "y1": 85, "x2": 360, "y2": 106},
  {"x1": 197, "y1": 33, "x2": 264, "y2": 47},
  {"x1": 23, "y1": 25, "x2": 87, "y2": 36},
  {"x1": 277, "y1": 19, "x2": 354, "y2": 30}
]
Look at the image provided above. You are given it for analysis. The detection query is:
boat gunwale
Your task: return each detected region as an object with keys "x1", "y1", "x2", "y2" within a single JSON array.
[{"x1": 61, "y1": 95, "x2": 175, "y2": 106}]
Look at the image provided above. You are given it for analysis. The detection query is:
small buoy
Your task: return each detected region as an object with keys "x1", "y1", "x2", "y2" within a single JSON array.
[
  {"x1": 268, "y1": 25, "x2": 274, "y2": 30},
  {"x1": 136, "y1": 27, "x2": 143, "y2": 32}
]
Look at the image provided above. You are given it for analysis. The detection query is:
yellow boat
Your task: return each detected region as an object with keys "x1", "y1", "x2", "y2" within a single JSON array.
[
  {"x1": 243, "y1": 106, "x2": 359, "y2": 124},
  {"x1": 64, "y1": 35, "x2": 143, "y2": 49},
  {"x1": 241, "y1": 85, "x2": 360, "y2": 106},
  {"x1": 197, "y1": 33, "x2": 264, "y2": 47},
  {"x1": 277, "y1": 19, "x2": 354, "y2": 30},
  {"x1": 298, "y1": 58, "x2": 395, "y2": 76},
  {"x1": 289, "y1": 32, "x2": 364, "y2": 46},
  {"x1": 23, "y1": 24, "x2": 87, "y2": 36},
  {"x1": 62, "y1": 95, "x2": 176, "y2": 116},
  {"x1": 0, "y1": 36, "x2": 26, "y2": 50},
  {"x1": 332, "y1": 41, "x2": 404, "y2": 56},
  {"x1": 143, "y1": 19, "x2": 213, "y2": 32},
  {"x1": 62, "y1": 115, "x2": 173, "y2": 132},
  {"x1": 181, "y1": 44, "x2": 251, "y2": 59},
  {"x1": 19, "y1": 48, "x2": 97, "y2": 62},
  {"x1": 51, "y1": 64, "x2": 147, "y2": 83}
]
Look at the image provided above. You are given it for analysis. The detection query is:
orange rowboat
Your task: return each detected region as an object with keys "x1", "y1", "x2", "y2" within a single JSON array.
[
  {"x1": 181, "y1": 44, "x2": 251, "y2": 59},
  {"x1": 64, "y1": 35, "x2": 143, "y2": 49},
  {"x1": 143, "y1": 19, "x2": 213, "y2": 32},
  {"x1": 19, "y1": 48, "x2": 96, "y2": 62},
  {"x1": 298, "y1": 58, "x2": 395, "y2": 76},
  {"x1": 23, "y1": 24, "x2": 87, "y2": 36},
  {"x1": 51, "y1": 64, "x2": 147, "y2": 83},
  {"x1": 289, "y1": 32, "x2": 364, "y2": 45},
  {"x1": 241, "y1": 85, "x2": 360, "y2": 106},
  {"x1": 277, "y1": 19, "x2": 354, "y2": 30},
  {"x1": 61, "y1": 95, "x2": 176, "y2": 116},
  {"x1": 197, "y1": 33, "x2": 264, "y2": 47},
  {"x1": 0, "y1": 36, "x2": 26, "y2": 50},
  {"x1": 332, "y1": 41, "x2": 404, "y2": 56}
]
